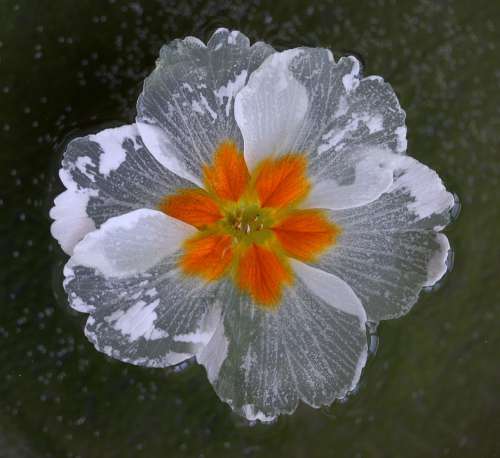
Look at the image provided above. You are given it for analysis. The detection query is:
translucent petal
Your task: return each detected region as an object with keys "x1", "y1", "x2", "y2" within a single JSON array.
[
  {"x1": 50, "y1": 124, "x2": 193, "y2": 254},
  {"x1": 235, "y1": 48, "x2": 407, "y2": 209},
  {"x1": 136, "y1": 28, "x2": 275, "y2": 184},
  {"x1": 64, "y1": 210, "x2": 219, "y2": 367},
  {"x1": 316, "y1": 156, "x2": 455, "y2": 321},
  {"x1": 198, "y1": 268, "x2": 368, "y2": 420}
]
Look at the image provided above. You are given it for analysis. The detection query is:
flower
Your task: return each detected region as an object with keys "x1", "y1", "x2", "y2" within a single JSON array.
[
  {"x1": 50, "y1": 29, "x2": 455, "y2": 422},
  {"x1": 160, "y1": 142, "x2": 340, "y2": 307}
]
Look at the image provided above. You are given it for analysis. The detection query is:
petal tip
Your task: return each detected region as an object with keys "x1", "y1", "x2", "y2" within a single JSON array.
[{"x1": 424, "y1": 233, "x2": 451, "y2": 287}]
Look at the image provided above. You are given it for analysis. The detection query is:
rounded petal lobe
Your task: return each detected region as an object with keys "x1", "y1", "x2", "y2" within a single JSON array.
[
  {"x1": 305, "y1": 149, "x2": 400, "y2": 210},
  {"x1": 291, "y1": 260, "x2": 367, "y2": 324},
  {"x1": 136, "y1": 29, "x2": 275, "y2": 183},
  {"x1": 50, "y1": 187, "x2": 96, "y2": 255},
  {"x1": 198, "y1": 274, "x2": 367, "y2": 420},
  {"x1": 234, "y1": 50, "x2": 309, "y2": 170},
  {"x1": 235, "y1": 48, "x2": 407, "y2": 209},
  {"x1": 65, "y1": 212, "x2": 221, "y2": 367},
  {"x1": 317, "y1": 156, "x2": 455, "y2": 321},
  {"x1": 71, "y1": 209, "x2": 196, "y2": 278},
  {"x1": 65, "y1": 261, "x2": 223, "y2": 368},
  {"x1": 50, "y1": 124, "x2": 193, "y2": 255}
]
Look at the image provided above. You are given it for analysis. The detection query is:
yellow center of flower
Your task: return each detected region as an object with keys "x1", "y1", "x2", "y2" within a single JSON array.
[
  {"x1": 222, "y1": 204, "x2": 272, "y2": 242},
  {"x1": 159, "y1": 141, "x2": 340, "y2": 310}
]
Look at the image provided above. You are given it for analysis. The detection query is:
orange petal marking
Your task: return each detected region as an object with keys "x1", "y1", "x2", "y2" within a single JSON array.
[
  {"x1": 253, "y1": 154, "x2": 310, "y2": 208},
  {"x1": 273, "y1": 210, "x2": 340, "y2": 261},
  {"x1": 204, "y1": 141, "x2": 249, "y2": 201},
  {"x1": 160, "y1": 189, "x2": 222, "y2": 229},
  {"x1": 181, "y1": 233, "x2": 233, "y2": 281},
  {"x1": 237, "y1": 244, "x2": 292, "y2": 308}
]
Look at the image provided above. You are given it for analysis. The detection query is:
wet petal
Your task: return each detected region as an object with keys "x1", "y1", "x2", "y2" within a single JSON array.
[
  {"x1": 272, "y1": 209, "x2": 340, "y2": 261},
  {"x1": 316, "y1": 156, "x2": 455, "y2": 321},
  {"x1": 50, "y1": 124, "x2": 193, "y2": 254},
  {"x1": 234, "y1": 50, "x2": 309, "y2": 170},
  {"x1": 235, "y1": 49, "x2": 406, "y2": 209},
  {"x1": 64, "y1": 208, "x2": 220, "y2": 366},
  {"x1": 305, "y1": 148, "x2": 400, "y2": 210},
  {"x1": 136, "y1": 28, "x2": 274, "y2": 184},
  {"x1": 160, "y1": 189, "x2": 222, "y2": 229},
  {"x1": 50, "y1": 188, "x2": 97, "y2": 257},
  {"x1": 292, "y1": 260, "x2": 367, "y2": 322},
  {"x1": 65, "y1": 255, "x2": 223, "y2": 368},
  {"x1": 198, "y1": 265, "x2": 367, "y2": 420},
  {"x1": 71, "y1": 209, "x2": 195, "y2": 278},
  {"x1": 203, "y1": 140, "x2": 249, "y2": 201}
]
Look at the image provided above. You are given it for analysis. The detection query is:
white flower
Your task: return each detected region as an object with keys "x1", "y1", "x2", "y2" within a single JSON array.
[{"x1": 50, "y1": 29, "x2": 455, "y2": 422}]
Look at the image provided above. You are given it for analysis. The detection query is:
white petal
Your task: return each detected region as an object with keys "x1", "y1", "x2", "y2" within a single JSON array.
[
  {"x1": 199, "y1": 281, "x2": 367, "y2": 420},
  {"x1": 390, "y1": 156, "x2": 455, "y2": 222},
  {"x1": 71, "y1": 209, "x2": 195, "y2": 278},
  {"x1": 136, "y1": 29, "x2": 275, "y2": 183},
  {"x1": 135, "y1": 122, "x2": 202, "y2": 185},
  {"x1": 50, "y1": 123, "x2": 192, "y2": 255},
  {"x1": 424, "y1": 233, "x2": 450, "y2": 287},
  {"x1": 318, "y1": 156, "x2": 455, "y2": 321},
  {"x1": 235, "y1": 48, "x2": 407, "y2": 208},
  {"x1": 65, "y1": 235, "x2": 222, "y2": 368},
  {"x1": 241, "y1": 405, "x2": 276, "y2": 423},
  {"x1": 291, "y1": 260, "x2": 367, "y2": 325},
  {"x1": 50, "y1": 187, "x2": 96, "y2": 255},
  {"x1": 196, "y1": 303, "x2": 228, "y2": 382},
  {"x1": 305, "y1": 149, "x2": 400, "y2": 210},
  {"x1": 234, "y1": 49, "x2": 309, "y2": 170}
]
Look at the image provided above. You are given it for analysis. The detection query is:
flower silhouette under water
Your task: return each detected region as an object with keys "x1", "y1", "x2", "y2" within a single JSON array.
[{"x1": 50, "y1": 29, "x2": 455, "y2": 422}]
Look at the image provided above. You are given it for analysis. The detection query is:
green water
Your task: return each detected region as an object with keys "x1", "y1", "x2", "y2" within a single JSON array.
[{"x1": 1, "y1": 0, "x2": 499, "y2": 456}]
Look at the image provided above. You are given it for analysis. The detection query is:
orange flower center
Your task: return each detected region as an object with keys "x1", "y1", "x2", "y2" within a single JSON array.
[{"x1": 160, "y1": 141, "x2": 340, "y2": 310}]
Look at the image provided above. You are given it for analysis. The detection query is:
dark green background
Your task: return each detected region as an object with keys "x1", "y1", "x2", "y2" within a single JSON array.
[{"x1": 1, "y1": 0, "x2": 499, "y2": 457}]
